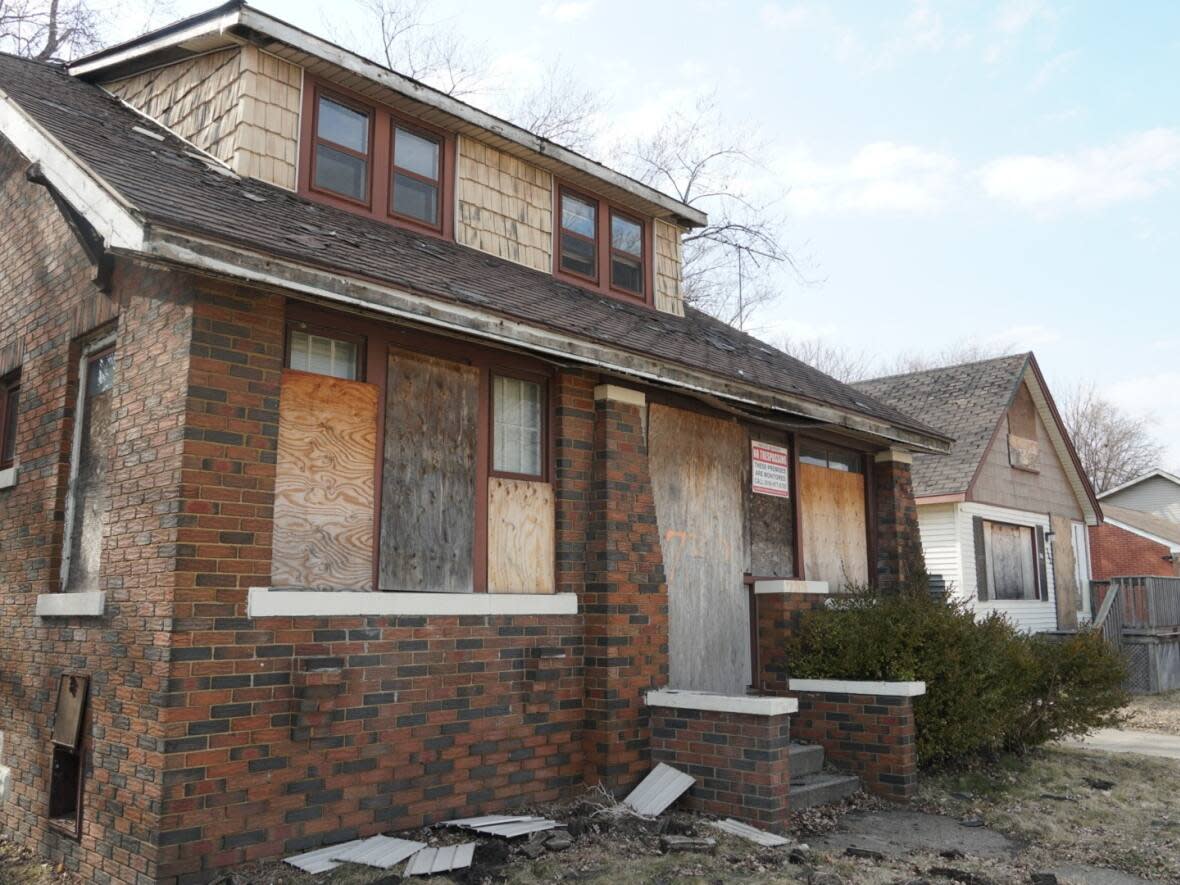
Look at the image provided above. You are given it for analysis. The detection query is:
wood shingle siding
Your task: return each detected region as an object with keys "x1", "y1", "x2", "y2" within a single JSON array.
[{"x1": 654, "y1": 220, "x2": 685, "y2": 317}]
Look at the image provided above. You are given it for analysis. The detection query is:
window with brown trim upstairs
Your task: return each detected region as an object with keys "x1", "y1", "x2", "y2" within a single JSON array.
[{"x1": 555, "y1": 186, "x2": 654, "y2": 304}]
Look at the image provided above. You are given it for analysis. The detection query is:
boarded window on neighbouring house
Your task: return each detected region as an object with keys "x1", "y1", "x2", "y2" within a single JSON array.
[{"x1": 982, "y1": 520, "x2": 1041, "y2": 601}]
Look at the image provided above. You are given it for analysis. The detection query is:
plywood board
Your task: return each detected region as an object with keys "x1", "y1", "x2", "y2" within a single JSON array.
[
  {"x1": 649, "y1": 404, "x2": 750, "y2": 694},
  {"x1": 799, "y1": 463, "x2": 868, "y2": 589},
  {"x1": 273, "y1": 371, "x2": 377, "y2": 590},
  {"x1": 488, "y1": 477, "x2": 554, "y2": 593},
  {"x1": 379, "y1": 350, "x2": 479, "y2": 592},
  {"x1": 1052, "y1": 513, "x2": 1079, "y2": 630}
]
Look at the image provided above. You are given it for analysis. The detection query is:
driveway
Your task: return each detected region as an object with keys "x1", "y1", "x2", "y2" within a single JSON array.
[{"x1": 1061, "y1": 727, "x2": 1180, "y2": 760}]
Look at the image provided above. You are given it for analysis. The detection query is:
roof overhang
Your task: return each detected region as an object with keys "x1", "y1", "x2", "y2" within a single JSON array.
[{"x1": 67, "y1": 2, "x2": 707, "y2": 229}]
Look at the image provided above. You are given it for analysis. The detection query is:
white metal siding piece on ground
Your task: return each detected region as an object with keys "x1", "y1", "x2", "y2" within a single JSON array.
[
  {"x1": 474, "y1": 819, "x2": 560, "y2": 838},
  {"x1": 404, "y1": 843, "x2": 477, "y2": 876},
  {"x1": 284, "y1": 839, "x2": 364, "y2": 873},
  {"x1": 330, "y1": 835, "x2": 426, "y2": 869},
  {"x1": 443, "y1": 814, "x2": 538, "y2": 828},
  {"x1": 623, "y1": 762, "x2": 695, "y2": 816},
  {"x1": 708, "y1": 818, "x2": 791, "y2": 847}
]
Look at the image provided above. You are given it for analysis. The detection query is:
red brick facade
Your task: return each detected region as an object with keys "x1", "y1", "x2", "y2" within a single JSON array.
[
  {"x1": 1089, "y1": 522, "x2": 1180, "y2": 582},
  {"x1": 874, "y1": 455, "x2": 924, "y2": 591}
]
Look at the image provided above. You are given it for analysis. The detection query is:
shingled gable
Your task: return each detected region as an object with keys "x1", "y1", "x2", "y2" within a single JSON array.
[
  {"x1": 855, "y1": 353, "x2": 1100, "y2": 521},
  {"x1": 0, "y1": 51, "x2": 950, "y2": 453}
]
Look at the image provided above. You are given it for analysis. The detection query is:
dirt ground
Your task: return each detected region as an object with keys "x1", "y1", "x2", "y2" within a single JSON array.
[
  {"x1": 1123, "y1": 689, "x2": 1180, "y2": 735},
  {"x1": 2, "y1": 747, "x2": 1177, "y2": 885}
]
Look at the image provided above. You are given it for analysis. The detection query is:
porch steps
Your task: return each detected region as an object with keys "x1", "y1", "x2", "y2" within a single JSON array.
[{"x1": 789, "y1": 742, "x2": 861, "y2": 811}]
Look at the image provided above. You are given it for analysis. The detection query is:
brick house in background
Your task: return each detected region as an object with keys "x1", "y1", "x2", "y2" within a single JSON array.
[
  {"x1": 0, "y1": 4, "x2": 950, "y2": 882},
  {"x1": 1089, "y1": 504, "x2": 1180, "y2": 581}
]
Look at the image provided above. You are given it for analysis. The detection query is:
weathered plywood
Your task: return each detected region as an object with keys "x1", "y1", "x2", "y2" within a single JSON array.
[
  {"x1": 488, "y1": 477, "x2": 554, "y2": 593},
  {"x1": 799, "y1": 463, "x2": 868, "y2": 589},
  {"x1": 649, "y1": 404, "x2": 750, "y2": 694},
  {"x1": 1051, "y1": 513, "x2": 1079, "y2": 630},
  {"x1": 379, "y1": 350, "x2": 479, "y2": 592},
  {"x1": 273, "y1": 371, "x2": 377, "y2": 590}
]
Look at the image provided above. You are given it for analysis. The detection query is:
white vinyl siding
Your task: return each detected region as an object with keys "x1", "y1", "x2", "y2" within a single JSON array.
[
  {"x1": 1102, "y1": 476, "x2": 1180, "y2": 523},
  {"x1": 917, "y1": 503, "x2": 964, "y2": 596}
]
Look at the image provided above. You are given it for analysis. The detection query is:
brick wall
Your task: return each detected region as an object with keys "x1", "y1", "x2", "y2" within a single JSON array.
[
  {"x1": 874, "y1": 453, "x2": 925, "y2": 591},
  {"x1": 754, "y1": 591, "x2": 829, "y2": 693},
  {"x1": 1089, "y1": 522, "x2": 1180, "y2": 581},
  {"x1": 791, "y1": 689, "x2": 918, "y2": 800},
  {"x1": 649, "y1": 705, "x2": 791, "y2": 828},
  {"x1": 0, "y1": 136, "x2": 193, "y2": 884}
]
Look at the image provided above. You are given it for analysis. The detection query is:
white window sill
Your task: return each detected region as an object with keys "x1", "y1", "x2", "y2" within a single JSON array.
[
  {"x1": 789, "y1": 678, "x2": 926, "y2": 697},
  {"x1": 646, "y1": 689, "x2": 797, "y2": 717},
  {"x1": 0, "y1": 466, "x2": 16, "y2": 490},
  {"x1": 35, "y1": 592, "x2": 106, "y2": 617},
  {"x1": 247, "y1": 587, "x2": 578, "y2": 618},
  {"x1": 753, "y1": 579, "x2": 830, "y2": 595}
]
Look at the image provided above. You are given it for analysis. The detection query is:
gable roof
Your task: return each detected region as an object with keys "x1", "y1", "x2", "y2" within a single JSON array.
[
  {"x1": 1102, "y1": 504, "x2": 1180, "y2": 549},
  {"x1": 1098, "y1": 469, "x2": 1180, "y2": 500},
  {"x1": 855, "y1": 353, "x2": 1101, "y2": 522},
  {"x1": 0, "y1": 52, "x2": 950, "y2": 453}
]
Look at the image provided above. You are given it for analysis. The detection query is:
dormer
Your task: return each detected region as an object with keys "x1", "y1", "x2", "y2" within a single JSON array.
[{"x1": 69, "y1": 1, "x2": 704, "y2": 317}]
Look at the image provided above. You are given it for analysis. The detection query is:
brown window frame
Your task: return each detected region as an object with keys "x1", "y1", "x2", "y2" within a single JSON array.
[
  {"x1": 0, "y1": 370, "x2": 20, "y2": 470},
  {"x1": 284, "y1": 320, "x2": 367, "y2": 382},
  {"x1": 309, "y1": 87, "x2": 375, "y2": 209},
  {"x1": 299, "y1": 77, "x2": 455, "y2": 239},
  {"x1": 609, "y1": 208, "x2": 645, "y2": 297},
  {"x1": 489, "y1": 369, "x2": 550, "y2": 483},
  {"x1": 389, "y1": 122, "x2": 445, "y2": 232},
  {"x1": 554, "y1": 182, "x2": 655, "y2": 305}
]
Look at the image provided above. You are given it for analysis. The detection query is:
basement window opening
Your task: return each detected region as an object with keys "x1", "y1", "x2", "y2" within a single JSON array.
[{"x1": 48, "y1": 673, "x2": 88, "y2": 839}]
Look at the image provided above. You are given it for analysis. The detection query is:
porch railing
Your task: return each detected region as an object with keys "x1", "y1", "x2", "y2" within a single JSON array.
[{"x1": 1094, "y1": 576, "x2": 1180, "y2": 631}]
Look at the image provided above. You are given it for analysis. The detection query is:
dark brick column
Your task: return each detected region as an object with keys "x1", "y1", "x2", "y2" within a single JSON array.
[
  {"x1": 754, "y1": 587, "x2": 830, "y2": 693},
  {"x1": 582, "y1": 385, "x2": 668, "y2": 793},
  {"x1": 874, "y1": 450, "x2": 924, "y2": 591}
]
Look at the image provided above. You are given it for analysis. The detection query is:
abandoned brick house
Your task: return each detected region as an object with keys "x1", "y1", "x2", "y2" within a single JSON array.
[{"x1": 0, "y1": 3, "x2": 951, "y2": 882}]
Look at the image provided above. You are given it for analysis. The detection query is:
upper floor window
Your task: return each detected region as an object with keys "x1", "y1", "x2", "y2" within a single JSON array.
[
  {"x1": 0, "y1": 371, "x2": 20, "y2": 470},
  {"x1": 556, "y1": 186, "x2": 650, "y2": 302},
  {"x1": 313, "y1": 94, "x2": 371, "y2": 204},
  {"x1": 610, "y1": 211, "x2": 644, "y2": 295},
  {"x1": 559, "y1": 190, "x2": 598, "y2": 281},
  {"x1": 392, "y1": 126, "x2": 441, "y2": 227}
]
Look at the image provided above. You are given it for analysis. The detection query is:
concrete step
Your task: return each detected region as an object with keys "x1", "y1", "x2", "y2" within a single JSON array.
[
  {"x1": 789, "y1": 743, "x2": 825, "y2": 778},
  {"x1": 789, "y1": 772, "x2": 861, "y2": 811}
]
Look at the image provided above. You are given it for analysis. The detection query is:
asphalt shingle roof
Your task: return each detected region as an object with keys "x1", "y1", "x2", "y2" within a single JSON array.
[
  {"x1": 1102, "y1": 504, "x2": 1180, "y2": 546},
  {"x1": 0, "y1": 52, "x2": 944, "y2": 442},
  {"x1": 854, "y1": 354, "x2": 1031, "y2": 498}
]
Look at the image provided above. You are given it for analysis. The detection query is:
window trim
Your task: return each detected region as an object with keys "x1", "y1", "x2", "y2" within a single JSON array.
[
  {"x1": 489, "y1": 369, "x2": 549, "y2": 482},
  {"x1": 298, "y1": 76, "x2": 455, "y2": 239},
  {"x1": 609, "y1": 208, "x2": 646, "y2": 297},
  {"x1": 0, "y1": 369, "x2": 20, "y2": 471},
  {"x1": 553, "y1": 181, "x2": 654, "y2": 305},
  {"x1": 389, "y1": 122, "x2": 445, "y2": 232},
  {"x1": 309, "y1": 86, "x2": 375, "y2": 209},
  {"x1": 60, "y1": 335, "x2": 116, "y2": 594}
]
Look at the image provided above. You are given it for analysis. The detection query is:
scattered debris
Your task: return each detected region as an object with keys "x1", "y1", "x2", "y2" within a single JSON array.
[
  {"x1": 544, "y1": 830, "x2": 573, "y2": 851},
  {"x1": 330, "y1": 834, "x2": 426, "y2": 870},
  {"x1": 708, "y1": 818, "x2": 791, "y2": 847},
  {"x1": 1030, "y1": 875, "x2": 1059, "y2": 885},
  {"x1": 659, "y1": 834, "x2": 717, "y2": 853},
  {"x1": 959, "y1": 815, "x2": 985, "y2": 827},
  {"x1": 789, "y1": 845, "x2": 811, "y2": 864},
  {"x1": 1084, "y1": 777, "x2": 1116, "y2": 791},
  {"x1": 444, "y1": 815, "x2": 561, "y2": 838},
  {"x1": 845, "y1": 846, "x2": 886, "y2": 861},
  {"x1": 1039, "y1": 793, "x2": 1070, "y2": 801},
  {"x1": 404, "y1": 843, "x2": 476, "y2": 876},
  {"x1": 284, "y1": 839, "x2": 364, "y2": 874},
  {"x1": 940, "y1": 848, "x2": 966, "y2": 860},
  {"x1": 623, "y1": 762, "x2": 695, "y2": 817},
  {"x1": 929, "y1": 867, "x2": 993, "y2": 885}
]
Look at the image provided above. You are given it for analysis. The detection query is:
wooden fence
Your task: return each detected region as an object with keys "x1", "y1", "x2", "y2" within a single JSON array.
[{"x1": 1093, "y1": 576, "x2": 1180, "y2": 630}]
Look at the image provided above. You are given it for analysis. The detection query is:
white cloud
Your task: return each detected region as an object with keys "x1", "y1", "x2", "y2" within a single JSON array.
[
  {"x1": 778, "y1": 142, "x2": 958, "y2": 215},
  {"x1": 539, "y1": 1, "x2": 594, "y2": 22},
  {"x1": 759, "y1": 2, "x2": 809, "y2": 30},
  {"x1": 979, "y1": 129, "x2": 1180, "y2": 211},
  {"x1": 1029, "y1": 48, "x2": 1079, "y2": 91},
  {"x1": 995, "y1": 0, "x2": 1055, "y2": 35}
]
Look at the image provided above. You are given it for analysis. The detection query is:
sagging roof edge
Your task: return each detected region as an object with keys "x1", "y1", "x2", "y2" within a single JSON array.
[
  {"x1": 66, "y1": 2, "x2": 708, "y2": 229},
  {"x1": 0, "y1": 79, "x2": 949, "y2": 455}
]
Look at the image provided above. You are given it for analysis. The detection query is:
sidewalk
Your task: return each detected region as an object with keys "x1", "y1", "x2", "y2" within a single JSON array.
[{"x1": 1061, "y1": 727, "x2": 1180, "y2": 760}]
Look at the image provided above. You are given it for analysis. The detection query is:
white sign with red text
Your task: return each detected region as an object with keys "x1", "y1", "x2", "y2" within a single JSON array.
[{"x1": 751, "y1": 441, "x2": 790, "y2": 497}]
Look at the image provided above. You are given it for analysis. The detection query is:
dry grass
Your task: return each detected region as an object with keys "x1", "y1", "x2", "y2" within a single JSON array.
[{"x1": 1123, "y1": 688, "x2": 1180, "y2": 735}]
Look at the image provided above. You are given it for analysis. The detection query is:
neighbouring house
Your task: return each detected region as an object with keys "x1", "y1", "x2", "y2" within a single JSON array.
[
  {"x1": 856, "y1": 353, "x2": 1102, "y2": 633},
  {"x1": 0, "y1": 4, "x2": 951, "y2": 883},
  {"x1": 1089, "y1": 504, "x2": 1180, "y2": 581},
  {"x1": 1098, "y1": 469, "x2": 1180, "y2": 524}
]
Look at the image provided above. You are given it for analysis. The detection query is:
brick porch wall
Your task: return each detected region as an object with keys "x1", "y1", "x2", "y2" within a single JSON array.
[
  {"x1": 754, "y1": 591, "x2": 829, "y2": 693},
  {"x1": 874, "y1": 451, "x2": 924, "y2": 592}
]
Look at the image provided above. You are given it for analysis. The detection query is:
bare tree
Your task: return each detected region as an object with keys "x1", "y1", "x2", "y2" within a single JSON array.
[
  {"x1": 0, "y1": 0, "x2": 101, "y2": 60},
  {"x1": 621, "y1": 96, "x2": 797, "y2": 328},
  {"x1": 781, "y1": 337, "x2": 875, "y2": 383},
  {"x1": 884, "y1": 337, "x2": 1014, "y2": 376},
  {"x1": 1061, "y1": 383, "x2": 1165, "y2": 493},
  {"x1": 503, "y1": 58, "x2": 601, "y2": 153}
]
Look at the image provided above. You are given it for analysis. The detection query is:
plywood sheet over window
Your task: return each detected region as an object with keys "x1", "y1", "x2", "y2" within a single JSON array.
[
  {"x1": 380, "y1": 349, "x2": 479, "y2": 592},
  {"x1": 273, "y1": 371, "x2": 378, "y2": 590},
  {"x1": 649, "y1": 404, "x2": 749, "y2": 695},
  {"x1": 799, "y1": 462, "x2": 868, "y2": 588},
  {"x1": 1051, "y1": 513, "x2": 1079, "y2": 630},
  {"x1": 488, "y1": 477, "x2": 554, "y2": 593}
]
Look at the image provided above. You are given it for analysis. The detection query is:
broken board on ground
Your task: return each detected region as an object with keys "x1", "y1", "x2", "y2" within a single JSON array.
[
  {"x1": 404, "y1": 843, "x2": 477, "y2": 876},
  {"x1": 444, "y1": 814, "x2": 560, "y2": 838},
  {"x1": 284, "y1": 839, "x2": 365, "y2": 874},
  {"x1": 708, "y1": 818, "x2": 791, "y2": 847},
  {"x1": 623, "y1": 762, "x2": 695, "y2": 817},
  {"x1": 330, "y1": 834, "x2": 426, "y2": 869}
]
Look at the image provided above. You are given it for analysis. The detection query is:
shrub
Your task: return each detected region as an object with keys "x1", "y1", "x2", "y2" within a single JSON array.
[{"x1": 786, "y1": 585, "x2": 1127, "y2": 768}]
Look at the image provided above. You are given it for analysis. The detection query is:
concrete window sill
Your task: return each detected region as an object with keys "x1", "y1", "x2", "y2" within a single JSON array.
[
  {"x1": 646, "y1": 689, "x2": 798, "y2": 717},
  {"x1": 0, "y1": 466, "x2": 16, "y2": 490},
  {"x1": 35, "y1": 592, "x2": 106, "y2": 618},
  {"x1": 788, "y1": 678, "x2": 926, "y2": 697},
  {"x1": 247, "y1": 587, "x2": 579, "y2": 618}
]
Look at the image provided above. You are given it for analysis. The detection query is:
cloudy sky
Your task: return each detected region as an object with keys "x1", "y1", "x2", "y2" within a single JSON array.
[{"x1": 114, "y1": 0, "x2": 1179, "y2": 466}]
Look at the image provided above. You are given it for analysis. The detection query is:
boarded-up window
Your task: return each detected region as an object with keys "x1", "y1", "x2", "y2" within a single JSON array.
[
  {"x1": 379, "y1": 349, "x2": 479, "y2": 592},
  {"x1": 981, "y1": 520, "x2": 1041, "y2": 601},
  {"x1": 1007, "y1": 382, "x2": 1039, "y2": 471},
  {"x1": 487, "y1": 477, "x2": 554, "y2": 593},
  {"x1": 799, "y1": 452, "x2": 868, "y2": 589},
  {"x1": 62, "y1": 345, "x2": 115, "y2": 594},
  {"x1": 273, "y1": 370, "x2": 378, "y2": 590}
]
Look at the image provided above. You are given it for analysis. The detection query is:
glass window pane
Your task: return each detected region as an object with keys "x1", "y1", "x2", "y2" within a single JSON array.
[
  {"x1": 799, "y1": 442, "x2": 827, "y2": 467},
  {"x1": 561, "y1": 193, "x2": 596, "y2": 238},
  {"x1": 394, "y1": 127, "x2": 439, "y2": 179},
  {"x1": 560, "y1": 232, "x2": 596, "y2": 277},
  {"x1": 2, "y1": 385, "x2": 18, "y2": 465},
  {"x1": 493, "y1": 375, "x2": 543, "y2": 476},
  {"x1": 611, "y1": 255, "x2": 643, "y2": 293},
  {"x1": 314, "y1": 144, "x2": 367, "y2": 201},
  {"x1": 392, "y1": 173, "x2": 439, "y2": 224},
  {"x1": 317, "y1": 96, "x2": 368, "y2": 152},
  {"x1": 288, "y1": 330, "x2": 357, "y2": 381},
  {"x1": 87, "y1": 352, "x2": 114, "y2": 397},
  {"x1": 611, "y1": 214, "x2": 642, "y2": 255}
]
